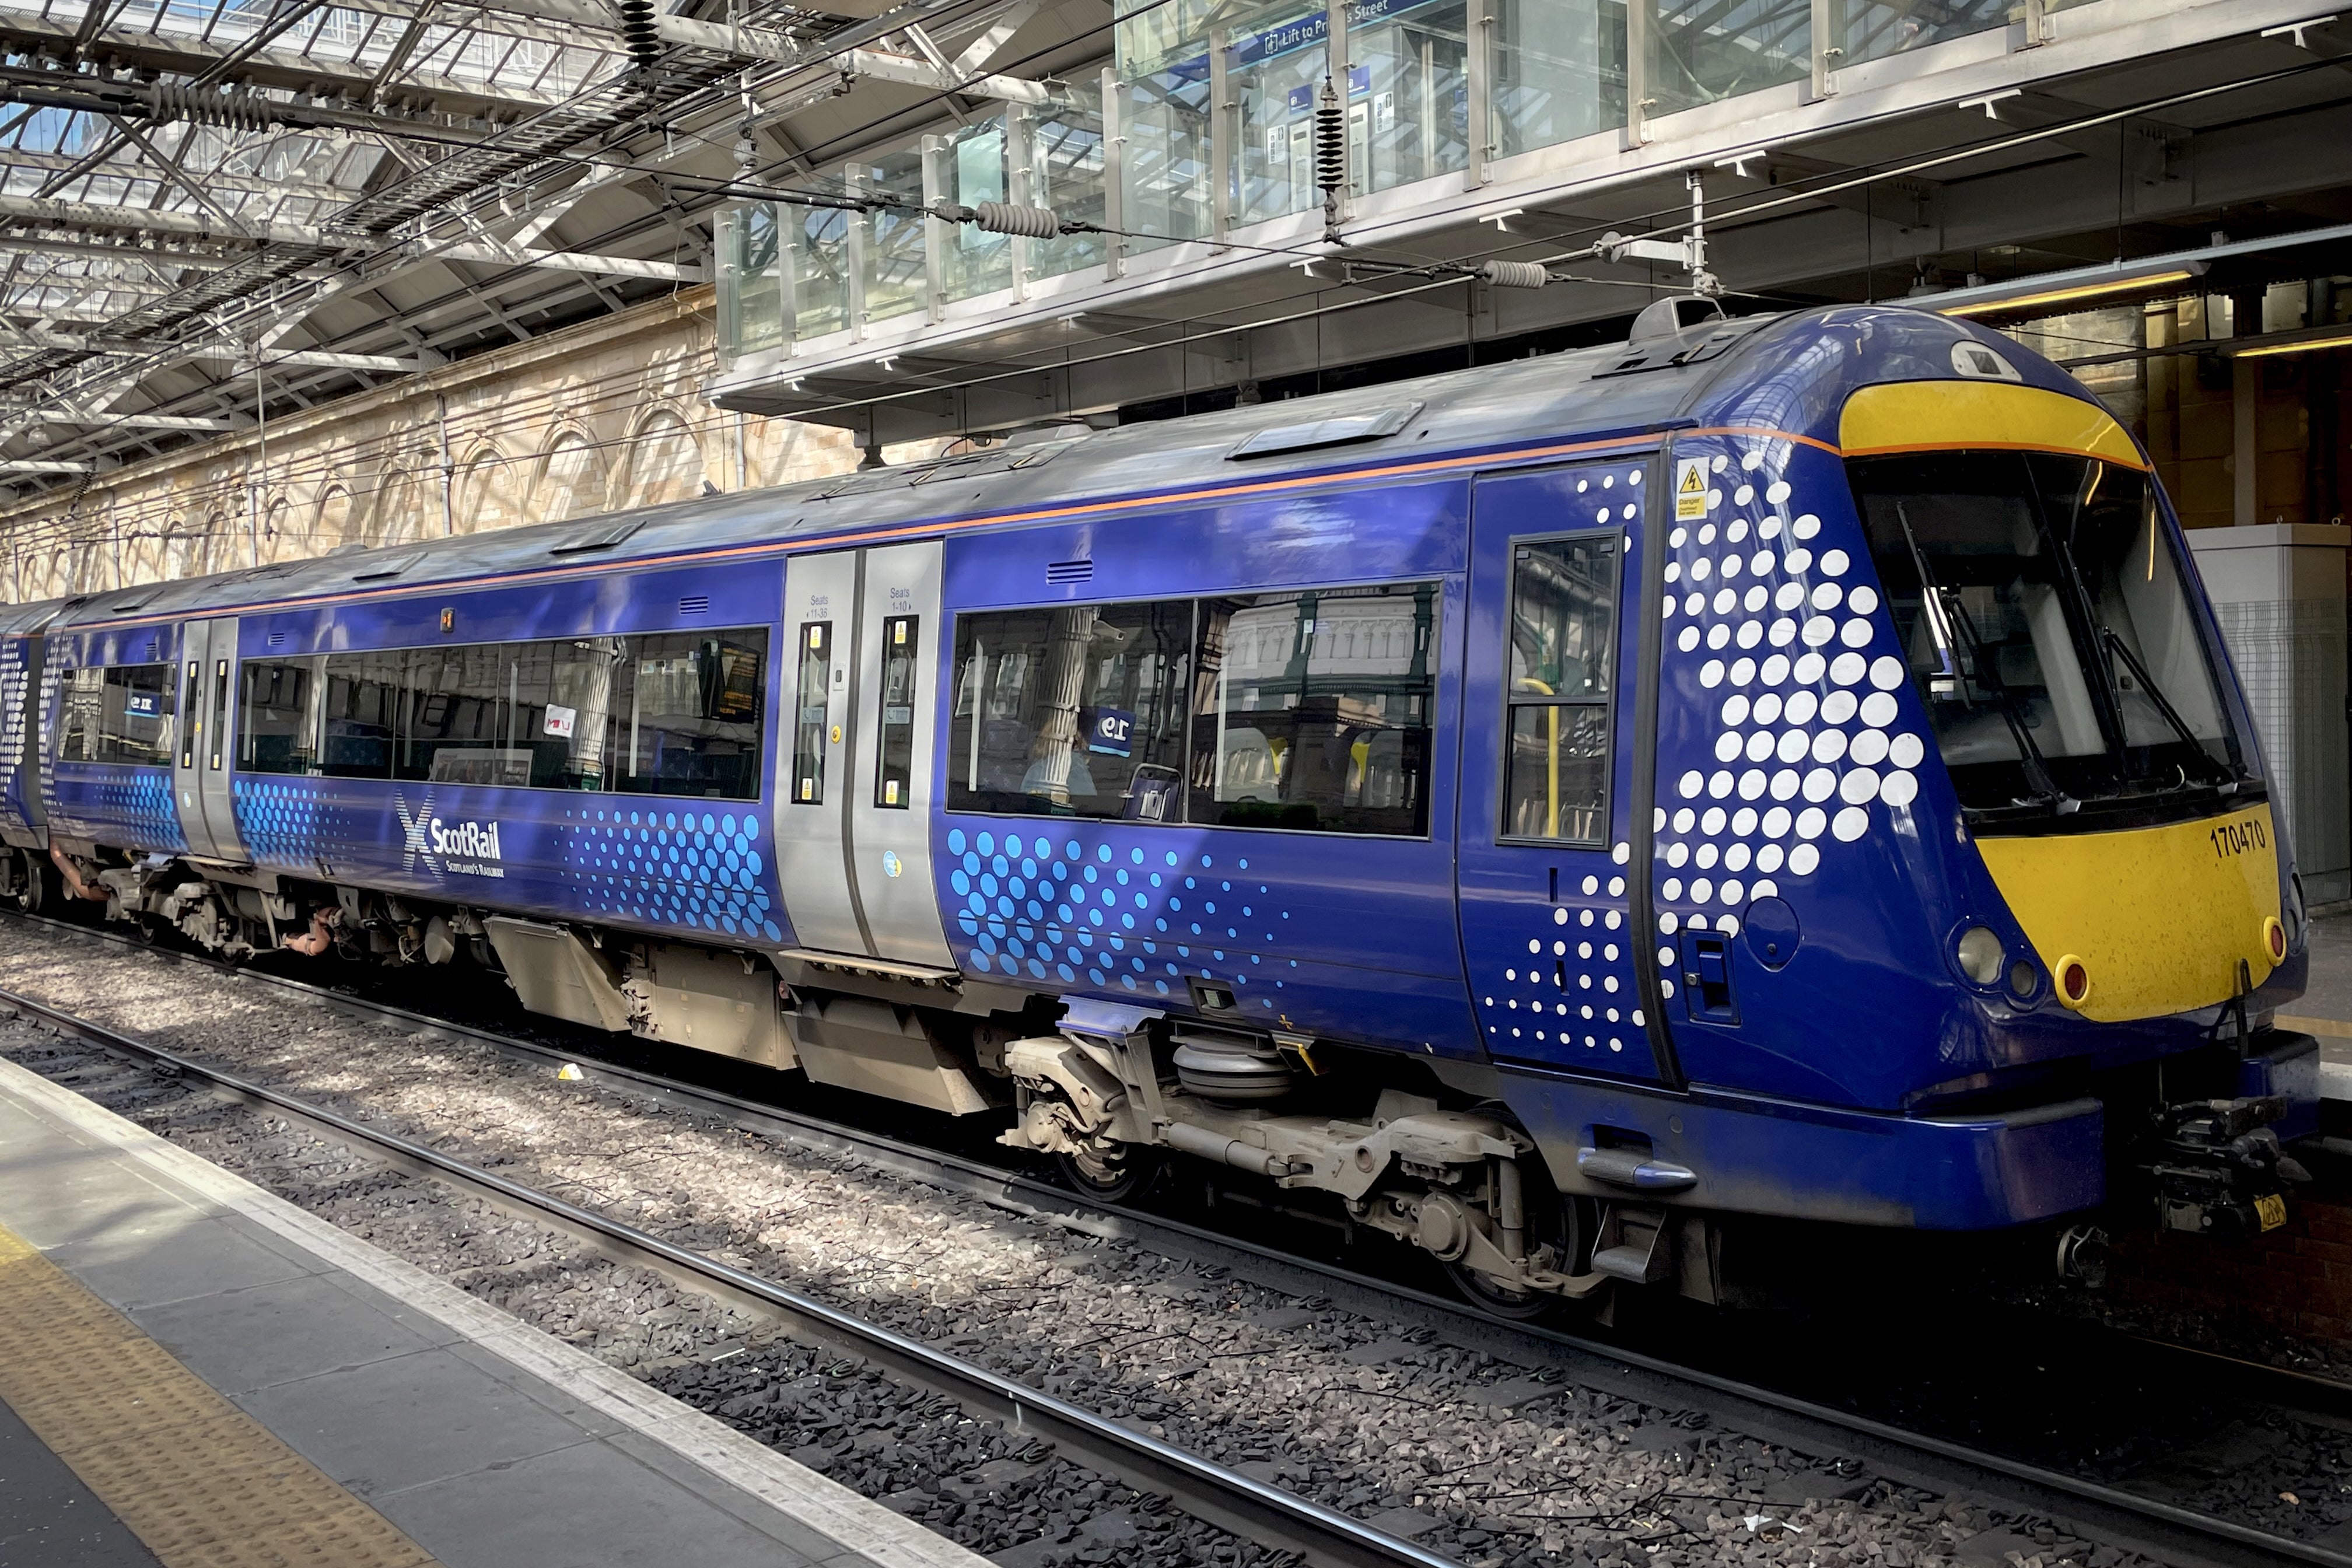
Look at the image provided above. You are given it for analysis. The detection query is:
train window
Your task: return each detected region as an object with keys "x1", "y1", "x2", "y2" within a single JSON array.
[
  {"x1": 603, "y1": 632, "x2": 766, "y2": 800},
  {"x1": 239, "y1": 660, "x2": 324, "y2": 775},
  {"x1": 1852, "y1": 451, "x2": 2249, "y2": 822},
  {"x1": 209, "y1": 659, "x2": 229, "y2": 770},
  {"x1": 1189, "y1": 585, "x2": 1438, "y2": 836},
  {"x1": 317, "y1": 651, "x2": 407, "y2": 778},
  {"x1": 244, "y1": 630, "x2": 768, "y2": 799},
  {"x1": 56, "y1": 664, "x2": 174, "y2": 767},
  {"x1": 398, "y1": 643, "x2": 525, "y2": 785},
  {"x1": 1500, "y1": 536, "x2": 1616, "y2": 844},
  {"x1": 947, "y1": 601, "x2": 1193, "y2": 821},
  {"x1": 179, "y1": 659, "x2": 199, "y2": 768},
  {"x1": 875, "y1": 615, "x2": 919, "y2": 808},
  {"x1": 792, "y1": 622, "x2": 833, "y2": 804}
]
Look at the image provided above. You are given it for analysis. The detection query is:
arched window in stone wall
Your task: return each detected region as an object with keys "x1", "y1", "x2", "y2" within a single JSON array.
[
  {"x1": 124, "y1": 514, "x2": 166, "y2": 585},
  {"x1": 317, "y1": 485, "x2": 354, "y2": 550},
  {"x1": 627, "y1": 409, "x2": 705, "y2": 507},
  {"x1": 539, "y1": 429, "x2": 608, "y2": 522},
  {"x1": 371, "y1": 466, "x2": 428, "y2": 546},
  {"x1": 263, "y1": 498, "x2": 292, "y2": 563},
  {"x1": 164, "y1": 519, "x2": 202, "y2": 581},
  {"x1": 203, "y1": 508, "x2": 236, "y2": 572},
  {"x1": 459, "y1": 446, "x2": 523, "y2": 533}
]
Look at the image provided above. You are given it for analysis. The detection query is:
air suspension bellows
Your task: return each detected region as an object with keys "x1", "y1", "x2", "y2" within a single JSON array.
[{"x1": 1172, "y1": 1033, "x2": 1293, "y2": 1102}]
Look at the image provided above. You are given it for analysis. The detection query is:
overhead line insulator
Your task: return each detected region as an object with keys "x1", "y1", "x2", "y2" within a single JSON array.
[{"x1": 1479, "y1": 259, "x2": 1550, "y2": 290}]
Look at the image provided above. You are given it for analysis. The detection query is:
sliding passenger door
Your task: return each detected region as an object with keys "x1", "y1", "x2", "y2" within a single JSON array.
[
  {"x1": 846, "y1": 541, "x2": 951, "y2": 967},
  {"x1": 773, "y1": 543, "x2": 954, "y2": 965},
  {"x1": 172, "y1": 618, "x2": 247, "y2": 863},
  {"x1": 775, "y1": 551, "x2": 864, "y2": 952}
]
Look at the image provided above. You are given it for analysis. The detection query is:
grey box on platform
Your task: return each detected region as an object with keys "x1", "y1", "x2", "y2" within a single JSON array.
[{"x1": 2186, "y1": 524, "x2": 2351, "y2": 905}]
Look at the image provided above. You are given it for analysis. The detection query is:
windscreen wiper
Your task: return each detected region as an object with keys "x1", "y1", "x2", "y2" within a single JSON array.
[
  {"x1": 1895, "y1": 505, "x2": 2074, "y2": 813},
  {"x1": 2098, "y1": 626, "x2": 2241, "y2": 791}
]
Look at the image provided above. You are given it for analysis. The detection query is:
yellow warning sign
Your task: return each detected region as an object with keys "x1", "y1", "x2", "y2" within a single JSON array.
[{"x1": 1674, "y1": 457, "x2": 1710, "y2": 521}]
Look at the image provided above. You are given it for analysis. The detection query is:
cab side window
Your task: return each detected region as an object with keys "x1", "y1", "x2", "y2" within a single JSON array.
[{"x1": 1501, "y1": 535, "x2": 1617, "y2": 844}]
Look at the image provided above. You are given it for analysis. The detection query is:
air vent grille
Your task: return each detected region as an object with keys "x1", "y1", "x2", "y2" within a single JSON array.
[
  {"x1": 1045, "y1": 559, "x2": 1094, "y2": 584},
  {"x1": 679, "y1": 595, "x2": 710, "y2": 616},
  {"x1": 267, "y1": 632, "x2": 289, "y2": 648}
]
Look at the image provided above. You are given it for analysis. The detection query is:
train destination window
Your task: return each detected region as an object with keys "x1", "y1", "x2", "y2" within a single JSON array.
[
  {"x1": 1191, "y1": 586, "x2": 1437, "y2": 836},
  {"x1": 1853, "y1": 451, "x2": 2251, "y2": 826},
  {"x1": 1501, "y1": 536, "x2": 1616, "y2": 844},
  {"x1": 792, "y1": 621, "x2": 832, "y2": 804},
  {"x1": 56, "y1": 663, "x2": 176, "y2": 766},
  {"x1": 239, "y1": 629, "x2": 768, "y2": 800},
  {"x1": 875, "y1": 615, "x2": 919, "y2": 808},
  {"x1": 948, "y1": 601, "x2": 1193, "y2": 823}
]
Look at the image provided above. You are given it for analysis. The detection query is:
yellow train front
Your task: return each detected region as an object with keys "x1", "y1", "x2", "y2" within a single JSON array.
[{"x1": 1478, "y1": 304, "x2": 2318, "y2": 1294}]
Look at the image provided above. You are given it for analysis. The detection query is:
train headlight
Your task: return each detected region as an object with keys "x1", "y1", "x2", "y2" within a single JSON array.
[{"x1": 1955, "y1": 926, "x2": 2003, "y2": 986}]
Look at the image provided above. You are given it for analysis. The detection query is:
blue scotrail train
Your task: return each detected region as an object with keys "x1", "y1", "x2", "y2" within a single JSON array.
[{"x1": 0, "y1": 296, "x2": 2318, "y2": 1311}]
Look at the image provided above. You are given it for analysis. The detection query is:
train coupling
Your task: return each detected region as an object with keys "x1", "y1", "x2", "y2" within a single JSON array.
[{"x1": 2143, "y1": 1095, "x2": 2311, "y2": 1239}]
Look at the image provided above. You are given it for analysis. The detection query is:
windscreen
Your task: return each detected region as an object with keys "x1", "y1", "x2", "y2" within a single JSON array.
[{"x1": 1850, "y1": 450, "x2": 2251, "y2": 828}]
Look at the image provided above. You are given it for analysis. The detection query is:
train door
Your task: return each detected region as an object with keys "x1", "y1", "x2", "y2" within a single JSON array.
[
  {"x1": 776, "y1": 551, "x2": 864, "y2": 951},
  {"x1": 774, "y1": 542, "x2": 954, "y2": 964},
  {"x1": 172, "y1": 618, "x2": 246, "y2": 862},
  {"x1": 846, "y1": 541, "x2": 952, "y2": 967},
  {"x1": 1455, "y1": 460, "x2": 1667, "y2": 1084}
]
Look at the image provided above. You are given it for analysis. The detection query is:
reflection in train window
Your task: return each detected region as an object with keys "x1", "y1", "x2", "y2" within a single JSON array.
[
  {"x1": 241, "y1": 629, "x2": 768, "y2": 800},
  {"x1": 56, "y1": 663, "x2": 176, "y2": 766},
  {"x1": 1189, "y1": 584, "x2": 1438, "y2": 837},
  {"x1": 947, "y1": 601, "x2": 1192, "y2": 821},
  {"x1": 1501, "y1": 534, "x2": 1616, "y2": 843}
]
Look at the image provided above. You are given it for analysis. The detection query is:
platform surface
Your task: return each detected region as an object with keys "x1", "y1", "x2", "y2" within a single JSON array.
[{"x1": 0, "y1": 1052, "x2": 989, "y2": 1568}]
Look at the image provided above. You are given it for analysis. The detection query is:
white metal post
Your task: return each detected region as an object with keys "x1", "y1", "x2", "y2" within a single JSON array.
[
  {"x1": 1809, "y1": 0, "x2": 1841, "y2": 102},
  {"x1": 1101, "y1": 64, "x2": 1126, "y2": 280},
  {"x1": 1465, "y1": 0, "x2": 1494, "y2": 190},
  {"x1": 1209, "y1": 26, "x2": 1231, "y2": 248}
]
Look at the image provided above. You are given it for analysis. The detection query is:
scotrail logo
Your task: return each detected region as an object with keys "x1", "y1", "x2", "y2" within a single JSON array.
[{"x1": 394, "y1": 793, "x2": 506, "y2": 878}]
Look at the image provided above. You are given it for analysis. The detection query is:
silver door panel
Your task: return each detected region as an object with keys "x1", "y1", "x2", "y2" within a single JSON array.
[
  {"x1": 774, "y1": 552, "x2": 867, "y2": 954},
  {"x1": 845, "y1": 541, "x2": 951, "y2": 967}
]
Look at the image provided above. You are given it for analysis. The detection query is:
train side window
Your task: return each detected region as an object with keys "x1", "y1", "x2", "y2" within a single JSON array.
[
  {"x1": 1188, "y1": 583, "x2": 1438, "y2": 837},
  {"x1": 1500, "y1": 534, "x2": 1616, "y2": 844},
  {"x1": 875, "y1": 615, "x2": 919, "y2": 808},
  {"x1": 792, "y1": 622, "x2": 833, "y2": 804},
  {"x1": 58, "y1": 665, "x2": 172, "y2": 766},
  {"x1": 239, "y1": 659, "x2": 325, "y2": 775},
  {"x1": 946, "y1": 600, "x2": 1193, "y2": 821},
  {"x1": 606, "y1": 631, "x2": 766, "y2": 800},
  {"x1": 396, "y1": 642, "x2": 523, "y2": 785},
  {"x1": 317, "y1": 650, "x2": 407, "y2": 779}
]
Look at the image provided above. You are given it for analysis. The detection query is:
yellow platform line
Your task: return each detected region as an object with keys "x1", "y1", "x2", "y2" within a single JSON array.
[
  {"x1": 2276, "y1": 1014, "x2": 2352, "y2": 1041},
  {"x1": 0, "y1": 1223, "x2": 440, "y2": 1568}
]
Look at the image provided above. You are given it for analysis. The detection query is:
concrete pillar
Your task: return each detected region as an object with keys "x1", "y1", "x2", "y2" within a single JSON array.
[
  {"x1": 2234, "y1": 355, "x2": 2260, "y2": 527},
  {"x1": 2187, "y1": 524, "x2": 2352, "y2": 905}
]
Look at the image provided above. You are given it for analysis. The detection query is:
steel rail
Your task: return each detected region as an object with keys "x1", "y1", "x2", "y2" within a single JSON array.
[
  {"x1": 0, "y1": 978, "x2": 1458, "y2": 1568},
  {"x1": 7, "y1": 920, "x2": 2352, "y2": 1568}
]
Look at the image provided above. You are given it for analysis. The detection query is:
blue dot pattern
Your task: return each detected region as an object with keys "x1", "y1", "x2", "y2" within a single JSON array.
[
  {"x1": 233, "y1": 778, "x2": 358, "y2": 866},
  {"x1": 556, "y1": 807, "x2": 783, "y2": 943},
  {"x1": 942, "y1": 825, "x2": 1294, "y2": 1007},
  {"x1": 48, "y1": 765, "x2": 187, "y2": 855}
]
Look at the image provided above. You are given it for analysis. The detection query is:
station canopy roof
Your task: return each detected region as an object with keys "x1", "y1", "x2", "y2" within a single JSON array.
[{"x1": 0, "y1": 0, "x2": 1109, "y2": 490}]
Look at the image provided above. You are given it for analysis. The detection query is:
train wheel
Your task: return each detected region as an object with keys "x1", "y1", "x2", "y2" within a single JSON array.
[
  {"x1": 1446, "y1": 1149, "x2": 1598, "y2": 1322},
  {"x1": 1056, "y1": 1141, "x2": 1159, "y2": 1205},
  {"x1": 15, "y1": 857, "x2": 44, "y2": 914}
]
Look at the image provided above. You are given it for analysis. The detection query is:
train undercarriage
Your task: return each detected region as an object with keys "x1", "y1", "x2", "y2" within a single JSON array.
[{"x1": 8, "y1": 838, "x2": 2325, "y2": 1318}]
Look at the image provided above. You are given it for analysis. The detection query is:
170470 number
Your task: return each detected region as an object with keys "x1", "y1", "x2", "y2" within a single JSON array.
[{"x1": 2210, "y1": 817, "x2": 2269, "y2": 860}]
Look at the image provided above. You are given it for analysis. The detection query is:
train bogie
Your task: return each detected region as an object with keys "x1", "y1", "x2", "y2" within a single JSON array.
[{"x1": 8, "y1": 299, "x2": 2323, "y2": 1312}]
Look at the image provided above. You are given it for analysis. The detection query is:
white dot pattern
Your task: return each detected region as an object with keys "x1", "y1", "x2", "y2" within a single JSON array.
[{"x1": 1651, "y1": 442, "x2": 1923, "y2": 975}]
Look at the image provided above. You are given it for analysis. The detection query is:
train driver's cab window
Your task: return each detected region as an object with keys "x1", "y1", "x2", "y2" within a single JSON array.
[
  {"x1": 947, "y1": 601, "x2": 1192, "y2": 821},
  {"x1": 1501, "y1": 535, "x2": 1617, "y2": 843},
  {"x1": 1191, "y1": 586, "x2": 1438, "y2": 835},
  {"x1": 56, "y1": 663, "x2": 176, "y2": 766}
]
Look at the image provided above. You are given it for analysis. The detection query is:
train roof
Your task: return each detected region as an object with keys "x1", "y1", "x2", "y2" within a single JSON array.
[{"x1": 27, "y1": 301, "x2": 2095, "y2": 635}]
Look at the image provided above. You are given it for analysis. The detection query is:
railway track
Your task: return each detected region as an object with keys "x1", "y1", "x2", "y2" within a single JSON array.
[{"x1": 4, "y1": 914, "x2": 2350, "y2": 1568}]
